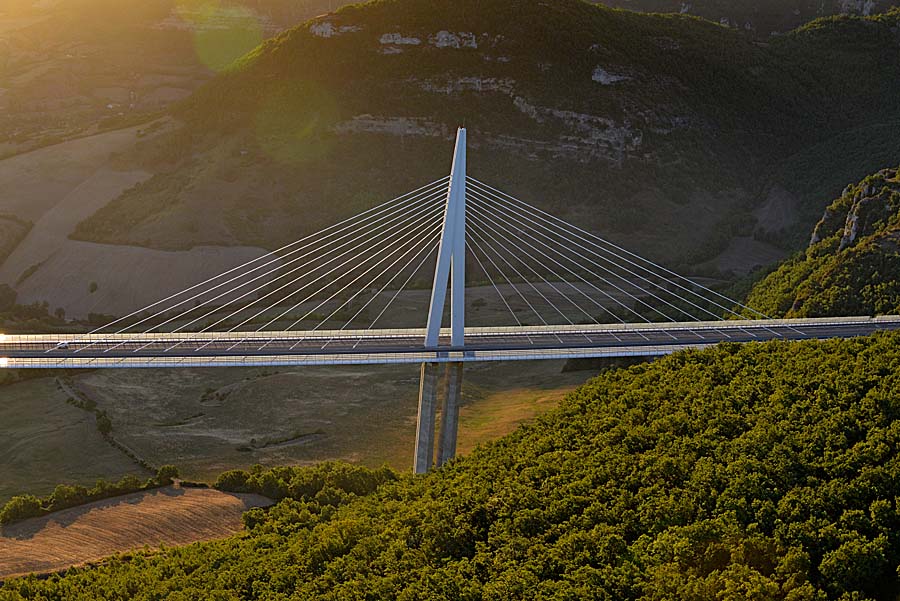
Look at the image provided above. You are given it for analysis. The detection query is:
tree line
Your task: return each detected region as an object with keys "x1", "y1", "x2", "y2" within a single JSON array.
[{"x1": 0, "y1": 466, "x2": 178, "y2": 526}]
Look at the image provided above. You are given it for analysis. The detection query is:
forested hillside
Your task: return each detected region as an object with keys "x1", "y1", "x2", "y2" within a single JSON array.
[
  {"x1": 746, "y1": 165, "x2": 900, "y2": 317},
  {"x1": 5, "y1": 333, "x2": 900, "y2": 599}
]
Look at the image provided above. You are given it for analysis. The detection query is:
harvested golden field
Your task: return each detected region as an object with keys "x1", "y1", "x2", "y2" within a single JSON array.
[{"x1": 0, "y1": 486, "x2": 271, "y2": 580}]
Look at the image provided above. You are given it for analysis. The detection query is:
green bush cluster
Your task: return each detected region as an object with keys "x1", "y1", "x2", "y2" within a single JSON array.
[
  {"x1": 215, "y1": 462, "x2": 397, "y2": 503},
  {"x1": 0, "y1": 466, "x2": 179, "y2": 526},
  {"x1": 0, "y1": 289, "x2": 68, "y2": 334},
  {"x1": 0, "y1": 282, "x2": 110, "y2": 334},
  {"x1": 4, "y1": 334, "x2": 900, "y2": 599}
]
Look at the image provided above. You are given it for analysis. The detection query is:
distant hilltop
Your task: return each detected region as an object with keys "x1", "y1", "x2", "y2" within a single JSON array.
[{"x1": 595, "y1": 0, "x2": 900, "y2": 36}]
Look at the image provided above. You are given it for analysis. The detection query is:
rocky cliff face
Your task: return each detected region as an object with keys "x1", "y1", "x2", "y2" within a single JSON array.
[
  {"x1": 808, "y1": 168, "x2": 900, "y2": 249},
  {"x1": 746, "y1": 166, "x2": 900, "y2": 317}
]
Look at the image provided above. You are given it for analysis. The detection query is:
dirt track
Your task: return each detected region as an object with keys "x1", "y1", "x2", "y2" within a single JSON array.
[{"x1": 0, "y1": 486, "x2": 272, "y2": 580}]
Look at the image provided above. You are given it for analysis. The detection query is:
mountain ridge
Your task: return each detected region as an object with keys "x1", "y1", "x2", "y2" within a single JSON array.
[{"x1": 595, "y1": 0, "x2": 900, "y2": 37}]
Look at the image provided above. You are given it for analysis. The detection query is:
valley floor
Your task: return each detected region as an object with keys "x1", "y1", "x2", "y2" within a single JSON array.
[{"x1": 0, "y1": 360, "x2": 588, "y2": 504}]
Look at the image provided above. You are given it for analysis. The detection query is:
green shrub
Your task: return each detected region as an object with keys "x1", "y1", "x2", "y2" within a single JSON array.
[
  {"x1": 156, "y1": 465, "x2": 179, "y2": 486},
  {"x1": 95, "y1": 411, "x2": 112, "y2": 435},
  {"x1": 0, "y1": 495, "x2": 43, "y2": 524},
  {"x1": 48, "y1": 484, "x2": 89, "y2": 512},
  {"x1": 214, "y1": 469, "x2": 251, "y2": 493}
]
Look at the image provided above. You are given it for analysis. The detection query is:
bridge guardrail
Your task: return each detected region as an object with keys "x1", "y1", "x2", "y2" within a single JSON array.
[{"x1": 2, "y1": 315, "x2": 898, "y2": 345}]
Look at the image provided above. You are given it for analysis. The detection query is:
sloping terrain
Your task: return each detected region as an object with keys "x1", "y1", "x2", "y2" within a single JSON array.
[
  {"x1": 0, "y1": 376, "x2": 149, "y2": 504},
  {"x1": 0, "y1": 359, "x2": 584, "y2": 499},
  {"x1": 0, "y1": 122, "x2": 271, "y2": 318},
  {"x1": 0, "y1": 486, "x2": 271, "y2": 580},
  {"x1": 69, "y1": 0, "x2": 900, "y2": 275},
  {"x1": 4, "y1": 334, "x2": 900, "y2": 598},
  {"x1": 2, "y1": 0, "x2": 899, "y2": 318},
  {"x1": 746, "y1": 164, "x2": 900, "y2": 317}
]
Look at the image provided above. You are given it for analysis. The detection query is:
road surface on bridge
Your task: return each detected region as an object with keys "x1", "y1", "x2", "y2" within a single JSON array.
[{"x1": 2, "y1": 316, "x2": 898, "y2": 368}]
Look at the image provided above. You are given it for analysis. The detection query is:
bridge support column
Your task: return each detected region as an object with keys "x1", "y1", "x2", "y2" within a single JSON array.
[
  {"x1": 413, "y1": 362, "x2": 440, "y2": 474},
  {"x1": 416, "y1": 128, "x2": 468, "y2": 474},
  {"x1": 425, "y1": 127, "x2": 466, "y2": 349},
  {"x1": 437, "y1": 362, "x2": 463, "y2": 467}
]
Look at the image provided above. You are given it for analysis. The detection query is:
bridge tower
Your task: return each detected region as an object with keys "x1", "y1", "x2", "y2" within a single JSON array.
[{"x1": 414, "y1": 128, "x2": 466, "y2": 474}]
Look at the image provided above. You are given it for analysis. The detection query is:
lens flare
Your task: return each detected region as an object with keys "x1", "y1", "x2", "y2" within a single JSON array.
[
  {"x1": 253, "y1": 83, "x2": 339, "y2": 165},
  {"x1": 176, "y1": 0, "x2": 264, "y2": 73}
]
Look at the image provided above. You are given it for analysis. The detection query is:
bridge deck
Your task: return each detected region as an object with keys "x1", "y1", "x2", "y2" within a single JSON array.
[{"x1": 1, "y1": 316, "x2": 898, "y2": 368}]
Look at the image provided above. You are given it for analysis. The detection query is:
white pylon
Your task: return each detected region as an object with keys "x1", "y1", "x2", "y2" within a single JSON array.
[{"x1": 425, "y1": 128, "x2": 466, "y2": 348}]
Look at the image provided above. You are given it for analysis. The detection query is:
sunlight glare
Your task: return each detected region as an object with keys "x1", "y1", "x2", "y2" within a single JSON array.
[
  {"x1": 176, "y1": 0, "x2": 264, "y2": 73},
  {"x1": 253, "y1": 83, "x2": 339, "y2": 165}
]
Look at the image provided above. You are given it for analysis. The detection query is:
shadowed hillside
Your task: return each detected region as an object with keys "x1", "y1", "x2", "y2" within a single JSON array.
[{"x1": 67, "y1": 0, "x2": 900, "y2": 276}]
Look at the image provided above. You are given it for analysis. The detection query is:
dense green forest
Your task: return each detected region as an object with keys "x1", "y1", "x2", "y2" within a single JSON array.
[
  {"x1": 4, "y1": 333, "x2": 900, "y2": 599},
  {"x1": 746, "y1": 165, "x2": 900, "y2": 317}
]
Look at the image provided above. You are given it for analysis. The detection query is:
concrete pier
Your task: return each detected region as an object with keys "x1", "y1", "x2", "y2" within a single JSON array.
[
  {"x1": 413, "y1": 362, "x2": 440, "y2": 474},
  {"x1": 416, "y1": 129, "x2": 468, "y2": 474},
  {"x1": 437, "y1": 362, "x2": 463, "y2": 467}
]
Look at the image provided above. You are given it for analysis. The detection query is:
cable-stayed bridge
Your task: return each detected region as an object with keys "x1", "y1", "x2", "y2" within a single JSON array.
[
  {"x1": 2, "y1": 128, "x2": 898, "y2": 471},
  {"x1": 2, "y1": 319, "x2": 897, "y2": 368}
]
